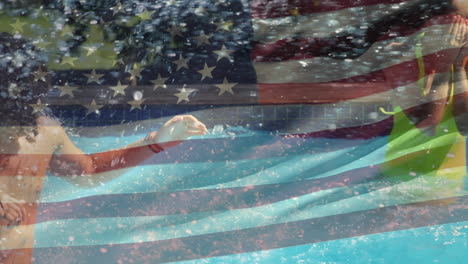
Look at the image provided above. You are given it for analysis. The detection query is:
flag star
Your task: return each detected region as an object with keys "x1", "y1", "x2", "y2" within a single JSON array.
[
  {"x1": 56, "y1": 82, "x2": 78, "y2": 97},
  {"x1": 60, "y1": 25, "x2": 74, "y2": 37},
  {"x1": 83, "y1": 45, "x2": 101, "y2": 56},
  {"x1": 32, "y1": 68, "x2": 48, "y2": 82},
  {"x1": 215, "y1": 19, "x2": 233, "y2": 31},
  {"x1": 83, "y1": 69, "x2": 104, "y2": 84},
  {"x1": 193, "y1": 6, "x2": 207, "y2": 16},
  {"x1": 152, "y1": 45, "x2": 164, "y2": 56},
  {"x1": 194, "y1": 31, "x2": 211, "y2": 47},
  {"x1": 10, "y1": 19, "x2": 26, "y2": 33},
  {"x1": 112, "y1": 58, "x2": 125, "y2": 66},
  {"x1": 214, "y1": 45, "x2": 234, "y2": 62},
  {"x1": 109, "y1": 81, "x2": 128, "y2": 97},
  {"x1": 110, "y1": 2, "x2": 124, "y2": 15},
  {"x1": 198, "y1": 63, "x2": 215, "y2": 80},
  {"x1": 150, "y1": 74, "x2": 169, "y2": 90},
  {"x1": 167, "y1": 0, "x2": 179, "y2": 6},
  {"x1": 29, "y1": 99, "x2": 47, "y2": 114},
  {"x1": 169, "y1": 24, "x2": 184, "y2": 38},
  {"x1": 128, "y1": 99, "x2": 145, "y2": 111},
  {"x1": 34, "y1": 39, "x2": 51, "y2": 49},
  {"x1": 214, "y1": 77, "x2": 238, "y2": 95},
  {"x1": 215, "y1": 0, "x2": 228, "y2": 6},
  {"x1": 83, "y1": 99, "x2": 104, "y2": 115},
  {"x1": 172, "y1": 55, "x2": 190, "y2": 71},
  {"x1": 128, "y1": 64, "x2": 143, "y2": 81},
  {"x1": 174, "y1": 86, "x2": 196, "y2": 104},
  {"x1": 7, "y1": 83, "x2": 21, "y2": 97},
  {"x1": 137, "y1": 10, "x2": 155, "y2": 21},
  {"x1": 61, "y1": 56, "x2": 78, "y2": 67}
]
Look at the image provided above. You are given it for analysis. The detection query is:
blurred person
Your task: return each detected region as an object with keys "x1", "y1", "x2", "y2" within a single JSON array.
[{"x1": 0, "y1": 32, "x2": 207, "y2": 263}]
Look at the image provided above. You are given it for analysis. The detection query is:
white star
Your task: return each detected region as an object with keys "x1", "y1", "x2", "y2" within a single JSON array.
[
  {"x1": 83, "y1": 45, "x2": 101, "y2": 56},
  {"x1": 83, "y1": 69, "x2": 104, "y2": 84},
  {"x1": 10, "y1": 19, "x2": 26, "y2": 33},
  {"x1": 214, "y1": 77, "x2": 238, "y2": 95},
  {"x1": 194, "y1": 6, "x2": 207, "y2": 16},
  {"x1": 110, "y1": 2, "x2": 124, "y2": 15},
  {"x1": 32, "y1": 68, "x2": 48, "y2": 82},
  {"x1": 83, "y1": 99, "x2": 104, "y2": 115},
  {"x1": 172, "y1": 55, "x2": 190, "y2": 71},
  {"x1": 150, "y1": 74, "x2": 169, "y2": 90},
  {"x1": 60, "y1": 25, "x2": 74, "y2": 37},
  {"x1": 29, "y1": 99, "x2": 47, "y2": 114},
  {"x1": 34, "y1": 39, "x2": 51, "y2": 50},
  {"x1": 214, "y1": 19, "x2": 233, "y2": 31},
  {"x1": 214, "y1": 45, "x2": 234, "y2": 62},
  {"x1": 174, "y1": 86, "x2": 196, "y2": 104},
  {"x1": 198, "y1": 63, "x2": 215, "y2": 80},
  {"x1": 137, "y1": 10, "x2": 155, "y2": 21},
  {"x1": 152, "y1": 45, "x2": 164, "y2": 56},
  {"x1": 215, "y1": 0, "x2": 228, "y2": 6},
  {"x1": 128, "y1": 99, "x2": 145, "y2": 111},
  {"x1": 61, "y1": 56, "x2": 78, "y2": 67},
  {"x1": 194, "y1": 31, "x2": 211, "y2": 47},
  {"x1": 128, "y1": 64, "x2": 143, "y2": 81},
  {"x1": 167, "y1": 0, "x2": 178, "y2": 6},
  {"x1": 7, "y1": 83, "x2": 21, "y2": 97},
  {"x1": 109, "y1": 81, "x2": 128, "y2": 97},
  {"x1": 56, "y1": 82, "x2": 77, "y2": 97},
  {"x1": 169, "y1": 24, "x2": 184, "y2": 38}
]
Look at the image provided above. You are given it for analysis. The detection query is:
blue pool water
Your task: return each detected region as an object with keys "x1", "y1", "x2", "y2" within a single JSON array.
[{"x1": 38, "y1": 126, "x2": 467, "y2": 263}]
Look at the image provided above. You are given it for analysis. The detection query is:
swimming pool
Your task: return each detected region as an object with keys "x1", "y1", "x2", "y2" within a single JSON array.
[{"x1": 32, "y1": 123, "x2": 467, "y2": 263}]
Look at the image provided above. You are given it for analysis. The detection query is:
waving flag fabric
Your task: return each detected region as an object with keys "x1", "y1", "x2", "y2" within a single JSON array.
[{"x1": 0, "y1": 0, "x2": 467, "y2": 263}]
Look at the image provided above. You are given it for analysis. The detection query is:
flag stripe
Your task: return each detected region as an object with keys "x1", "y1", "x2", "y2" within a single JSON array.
[
  {"x1": 257, "y1": 51, "x2": 459, "y2": 104},
  {"x1": 36, "y1": 165, "x2": 383, "y2": 222},
  {"x1": 29, "y1": 191, "x2": 467, "y2": 248},
  {"x1": 251, "y1": 0, "x2": 411, "y2": 19},
  {"x1": 35, "y1": 153, "x2": 464, "y2": 223},
  {"x1": 254, "y1": 43, "x2": 460, "y2": 85},
  {"x1": 252, "y1": 16, "x2": 461, "y2": 61},
  {"x1": 22, "y1": 196, "x2": 468, "y2": 264},
  {"x1": 252, "y1": 1, "x2": 416, "y2": 43}
]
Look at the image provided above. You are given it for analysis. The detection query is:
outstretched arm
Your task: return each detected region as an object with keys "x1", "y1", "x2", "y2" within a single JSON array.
[{"x1": 49, "y1": 115, "x2": 207, "y2": 186}]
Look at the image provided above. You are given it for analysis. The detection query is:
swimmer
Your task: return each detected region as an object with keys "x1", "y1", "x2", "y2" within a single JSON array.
[
  {"x1": 0, "y1": 33, "x2": 207, "y2": 263},
  {"x1": 379, "y1": 3, "x2": 468, "y2": 204}
]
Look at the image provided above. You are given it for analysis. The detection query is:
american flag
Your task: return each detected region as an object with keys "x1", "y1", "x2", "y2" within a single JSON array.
[{"x1": 1, "y1": 0, "x2": 467, "y2": 263}]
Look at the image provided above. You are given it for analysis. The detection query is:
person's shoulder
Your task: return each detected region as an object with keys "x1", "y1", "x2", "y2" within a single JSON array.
[{"x1": 36, "y1": 116, "x2": 66, "y2": 139}]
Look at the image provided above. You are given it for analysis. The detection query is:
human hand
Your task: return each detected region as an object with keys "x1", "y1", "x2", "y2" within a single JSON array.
[
  {"x1": 448, "y1": 14, "x2": 468, "y2": 47},
  {"x1": 150, "y1": 115, "x2": 207, "y2": 149},
  {"x1": 0, "y1": 193, "x2": 26, "y2": 226}
]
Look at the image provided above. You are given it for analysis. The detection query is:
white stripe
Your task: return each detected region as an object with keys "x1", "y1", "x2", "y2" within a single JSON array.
[
  {"x1": 39, "y1": 78, "x2": 465, "y2": 203},
  {"x1": 40, "y1": 136, "x2": 384, "y2": 202},
  {"x1": 254, "y1": 23, "x2": 460, "y2": 84},
  {"x1": 30, "y1": 179, "x2": 466, "y2": 249},
  {"x1": 253, "y1": 1, "x2": 417, "y2": 43}
]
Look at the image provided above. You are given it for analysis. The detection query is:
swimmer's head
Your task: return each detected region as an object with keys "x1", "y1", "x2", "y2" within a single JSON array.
[{"x1": 0, "y1": 33, "x2": 50, "y2": 153}]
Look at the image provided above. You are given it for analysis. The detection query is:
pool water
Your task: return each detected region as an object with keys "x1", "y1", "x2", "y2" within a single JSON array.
[{"x1": 36, "y1": 125, "x2": 467, "y2": 263}]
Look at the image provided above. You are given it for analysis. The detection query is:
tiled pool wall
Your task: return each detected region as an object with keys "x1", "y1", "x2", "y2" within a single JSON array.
[{"x1": 52, "y1": 102, "x2": 393, "y2": 134}]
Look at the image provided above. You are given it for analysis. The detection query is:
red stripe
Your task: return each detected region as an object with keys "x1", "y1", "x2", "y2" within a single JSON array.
[
  {"x1": 35, "y1": 165, "x2": 384, "y2": 222},
  {"x1": 34, "y1": 136, "x2": 461, "y2": 223},
  {"x1": 258, "y1": 48, "x2": 462, "y2": 104},
  {"x1": 252, "y1": 14, "x2": 460, "y2": 62},
  {"x1": 17, "y1": 196, "x2": 468, "y2": 263},
  {"x1": 251, "y1": 0, "x2": 410, "y2": 19}
]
